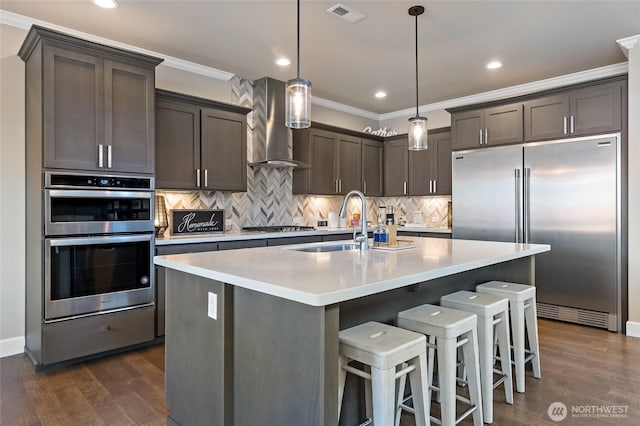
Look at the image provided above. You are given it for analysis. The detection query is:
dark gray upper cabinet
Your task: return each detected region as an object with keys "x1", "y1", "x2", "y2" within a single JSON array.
[
  {"x1": 524, "y1": 81, "x2": 623, "y2": 142},
  {"x1": 293, "y1": 125, "x2": 377, "y2": 196},
  {"x1": 201, "y1": 108, "x2": 247, "y2": 192},
  {"x1": 384, "y1": 136, "x2": 409, "y2": 196},
  {"x1": 361, "y1": 138, "x2": 384, "y2": 196},
  {"x1": 384, "y1": 129, "x2": 452, "y2": 197},
  {"x1": 155, "y1": 100, "x2": 200, "y2": 189},
  {"x1": 336, "y1": 134, "x2": 362, "y2": 194},
  {"x1": 431, "y1": 130, "x2": 453, "y2": 196},
  {"x1": 19, "y1": 26, "x2": 161, "y2": 174},
  {"x1": 154, "y1": 90, "x2": 250, "y2": 191},
  {"x1": 451, "y1": 102, "x2": 523, "y2": 150}
]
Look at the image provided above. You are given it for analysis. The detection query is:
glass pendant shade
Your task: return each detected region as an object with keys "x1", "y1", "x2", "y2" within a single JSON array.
[
  {"x1": 408, "y1": 116, "x2": 428, "y2": 150},
  {"x1": 285, "y1": 78, "x2": 311, "y2": 129}
]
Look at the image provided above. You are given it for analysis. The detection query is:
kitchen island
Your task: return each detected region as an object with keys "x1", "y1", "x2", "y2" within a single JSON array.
[{"x1": 154, "y1": 237, "x2": 549, "y2": 426}]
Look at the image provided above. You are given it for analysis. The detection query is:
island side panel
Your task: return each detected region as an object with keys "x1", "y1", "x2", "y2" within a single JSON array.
[
  {"x1": 165, "y1": 270, "x2": 234, "y2": 426},
  {"x1": 233, "y1": 287, "x2": 339, "y2": 426}
]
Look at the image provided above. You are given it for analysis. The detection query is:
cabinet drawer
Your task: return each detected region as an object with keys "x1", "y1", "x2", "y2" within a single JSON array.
[
  {"x1": 156, "y1": 242, "x2": 219, "y2": 255},
  {"x1": 267, "y1": 236, "x2": 322, "y2": 246},
  {"x1": 43, "y1": 305, "x2": 155, "y2": 365},
  {"x1": 218, "y1": 239, "x2": 267, "y2": 250}
]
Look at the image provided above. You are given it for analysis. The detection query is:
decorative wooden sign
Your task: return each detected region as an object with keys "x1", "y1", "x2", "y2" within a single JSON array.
[{"x1": 171, "y1": 209, "x2": 224, "y2": 234}]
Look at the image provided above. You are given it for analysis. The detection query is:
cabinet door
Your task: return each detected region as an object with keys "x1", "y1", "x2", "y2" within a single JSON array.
[
  {"x1": 523, "y1": 94, "x2": 570, "y2": 142},
  {"x1": 485, "y1": 103, "x2": 523, "y2": 146},
  {"x1": 451, "y1": 109, "x2": 483, "y2": 150},
  {"x1": 104, "y1": 60, "x2": 155, "y2": 174},
  {"x1": 155, "y1": 100, "x2": 200, "y2": 189},
  {"x1": 201, "y1": 108, "x2": 247, "y2": 192},
  {"x1": 570, "y1": 82, "x2": 622, "y2": 136},
  {"x1": 361, "y1": 139, "x2": 383, "y2": 196},
  {"x1": 43, "y1": 45, "x2": 103, "y2": 171},
  {"x1": 384, "y1": 137, "x2": 409, "y2": 196},
  {"x1": 309, "y1": 129, "x2": 338, "y2": 195},
  {"x1": 408, "y1": 148, "x2": 430, "y2": 196},
  {"x1": 432, "y1": 131, "x2": 452, "y2": 195},
  {"x1": 336, "y1": 134, "x2": 361, "y2": 194}
]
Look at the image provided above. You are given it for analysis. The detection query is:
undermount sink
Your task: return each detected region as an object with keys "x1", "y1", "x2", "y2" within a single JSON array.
[{"x1": 288, "y1": 243, "x2": 360, "y2": 253}]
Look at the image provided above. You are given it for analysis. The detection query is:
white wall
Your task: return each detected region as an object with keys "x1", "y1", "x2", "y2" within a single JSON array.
[
  {"x1": 311, "y1": 104, "x2": 379, "y2": 133},
  {"x1": 0, "y1": 24, "x2": 26, "y2": 356},
  {"x1": 626, "y1": 38, "x2": 640, "y2": 337},
  {"x1": 379, "y1": 108, "x2": 452, "y2": 134}
]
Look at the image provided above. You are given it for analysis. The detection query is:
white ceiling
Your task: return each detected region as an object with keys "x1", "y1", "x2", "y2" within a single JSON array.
[{"x1": 1, "y1": 1, "x2": 639, "y2": 114}]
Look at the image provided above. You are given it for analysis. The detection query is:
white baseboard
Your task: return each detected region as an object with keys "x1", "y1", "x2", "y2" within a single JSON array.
[
  {"x1": 0, "y1": 336, "x2": 25, "y2": 358},
  {"x1": 626, "y1": 321, "x2": 640, "y2": 338}
]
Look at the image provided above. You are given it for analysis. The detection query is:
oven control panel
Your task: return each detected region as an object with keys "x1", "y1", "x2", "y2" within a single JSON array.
[{"x1": 46, "y1": 172, "x2": 153, "y2": 190}]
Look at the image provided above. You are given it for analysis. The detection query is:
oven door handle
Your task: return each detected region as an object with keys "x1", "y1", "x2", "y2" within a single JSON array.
[
  {"x1": 46, "y1": 189, "x2": 154, "y2": 199},
  {"x1": 46, "y1": 233, "x2": 153, "y2": 247}
]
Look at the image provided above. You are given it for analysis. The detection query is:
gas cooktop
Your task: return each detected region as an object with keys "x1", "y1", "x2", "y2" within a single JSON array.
[{"x1": 242, "y1": 225, "x2": 316, "y2": 233}]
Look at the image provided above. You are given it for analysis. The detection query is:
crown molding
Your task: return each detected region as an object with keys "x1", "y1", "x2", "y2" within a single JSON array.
[
  {"x1": 0, "y1": 9, "x2": 234, "y2": 81},
  {"x1": 380, "y1": 62, "x2": 629, "y2": 121},
  {"x1": 312, "y1": 96, "x2": 380, "y2": 121},
  {"x1": 617, "y1": 34, "x2": 640, "y2": 58}
]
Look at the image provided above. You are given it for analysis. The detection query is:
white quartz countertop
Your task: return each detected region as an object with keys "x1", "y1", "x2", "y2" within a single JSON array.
[
  {"x1": 154, "y1": 237, "x2": 549, "y2": 306},
  {"x1": 155, "y1": 226, "x2": 451, "y2": 245}
]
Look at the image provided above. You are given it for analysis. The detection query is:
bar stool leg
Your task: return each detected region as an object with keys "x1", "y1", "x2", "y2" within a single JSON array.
[
  {"x1": 510, "y1": 300, "x2": 527, "y2": 393},
  {"x1": 437, "y1": 337, "x2": 457, "y2": 426},
  {"x1": 496, "y1": 310, "x2": 514, "y2": 404},
  {"x1": 364, "y1": 365, "x2": 373, "y2": 419},
  {"x1": 477, "y1": 316, "x2": 494, "y2": 423},
  {"x1": 525, "y1": 301, "x2": 542, "y2": 379},
  {"x1": 427, "y1": 335, "x2": 436, "y2": 404},
  {"x1": 462, "y1": 328, "x2": 484, "y2": 426},
  {"x1": 338, "y1": 355, "x2": 348, "y2": 418},
  {"x1": 408, "y1": 353, "x2": 430, "y2": 426},
  {"x1": 371, "y1": 366, "x2": 396, "y2": 425}
]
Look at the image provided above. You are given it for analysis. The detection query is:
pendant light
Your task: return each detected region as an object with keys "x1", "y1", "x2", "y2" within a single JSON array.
[
  {"x1": 285, "y1": 0, "x2": 312, "y2": 129},
  {"x1": 408, "y1": 5, "x2": 428, "y2": 151}
]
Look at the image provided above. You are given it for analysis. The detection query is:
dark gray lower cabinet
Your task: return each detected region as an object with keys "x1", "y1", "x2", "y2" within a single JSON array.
[
  {"x1": 218, "y1": 239, "x2": 267, "y2": 250},
  {"x1": 267, "y1": 236, "x2": 322, "y2": 246},
  {"x1": 398, "y1": 231, "x2": 451, "y2": 239},
  {"x1": 42, "y1": 305, "x2": 155, "y2": 365}
]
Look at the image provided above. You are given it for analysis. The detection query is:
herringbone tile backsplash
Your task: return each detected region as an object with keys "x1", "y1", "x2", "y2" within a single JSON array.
[{"x1": 158, "y1": 77, "x2": 451, "y2": 231}]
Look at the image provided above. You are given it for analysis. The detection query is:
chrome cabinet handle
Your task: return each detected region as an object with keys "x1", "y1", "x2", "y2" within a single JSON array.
[
  {"x1": 563, "y1": 116, "x2": 568, "y2": 135},
  {"x1": 363, "y1": 181, "x2": 367, "y2": 194},
  {"x1": 204, "y1": 169, "x2": 208, "y2": 187},
  {"x1": 479, "y1": 129, "x2": 483, "y2": 145},
  {"x1": 433, "y1": 180, "x2": 437, "y2": 193},
  {"x1": 338, "y1": 179, "x2": 342, "y2": 193},
  {"x1": 403, "y1": 181, "x2": 407, "y2": 195},
  {"x1": 570, "y1": 115, "x2": 575, "y2": 134},
  {"x1": 196, "y1": 169, "x2": 201, "y2": 187},
  {"x1": 107, "y1": 145, "x2": 112, "y2": 168},
  {"x1": 98, "y1": 144, "x2": 104, "y2": 168},
  {"x1": 484, "y1": 128, "x2": 488, "y2": 145}
]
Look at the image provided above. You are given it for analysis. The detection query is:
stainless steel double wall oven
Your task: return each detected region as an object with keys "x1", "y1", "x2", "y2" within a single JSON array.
[{"x1": 44, "y1": 171, "x2": 155, "y2": 321}]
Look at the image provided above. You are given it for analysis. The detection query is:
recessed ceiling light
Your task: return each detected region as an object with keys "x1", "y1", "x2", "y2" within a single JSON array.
[
  {"x1": 486, "y1": 61, "x2": 502, "y2": 70},
  {"x1": 93, "y1": 0, "x2": 118, "y2": 9},
  {"x1": 276, "y1": 58, "x2": 291, "y2": 66},
  {"x1": 374, "y1": 91, "x2": 387, "y2": 99}
]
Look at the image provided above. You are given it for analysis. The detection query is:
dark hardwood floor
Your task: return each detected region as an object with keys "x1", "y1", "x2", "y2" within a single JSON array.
[{"x1": 2, "y1": 319, "x2": 639, "y2": 425}]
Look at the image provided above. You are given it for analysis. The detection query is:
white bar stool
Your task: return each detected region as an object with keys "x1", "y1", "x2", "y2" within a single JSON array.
[
  {"x1": 397, "y1": 304, "x2": 483, "y2": 426},
  {"x1": 476, "y1": 281, "x2": 541, "y2": 393},
  {"x1": 338, "y1": 321, "x2": 430, "y2": 426},
  {"x1": 441, "y1": 290, "x2": 514, "y2": 424}
]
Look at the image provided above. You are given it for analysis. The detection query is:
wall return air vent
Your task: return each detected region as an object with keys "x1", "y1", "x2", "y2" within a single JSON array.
[{"x1": 327, "y1": 3, "x2": 365, "y2": 24}]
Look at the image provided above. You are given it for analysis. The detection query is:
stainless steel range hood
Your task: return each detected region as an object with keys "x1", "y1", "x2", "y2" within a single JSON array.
[{"x1": 249, "y1": 77, "x2": 307, "y2": 168}]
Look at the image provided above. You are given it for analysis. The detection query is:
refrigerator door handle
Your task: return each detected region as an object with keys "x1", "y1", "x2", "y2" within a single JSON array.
[
  {"x1": 524, "y1": 167, "x2": 531, "y2": 243},
  {"x1": 515, "y1": 168, "x2": 521, "y2": 243}
]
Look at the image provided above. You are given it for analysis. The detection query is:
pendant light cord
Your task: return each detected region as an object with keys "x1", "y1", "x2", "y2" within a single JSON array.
[
  {"x1": 414, "y1": 13, "x2": 419, "y2": 117},
  {"x1": 297, "y1": 0, "x2": 301, "y2": 79}
]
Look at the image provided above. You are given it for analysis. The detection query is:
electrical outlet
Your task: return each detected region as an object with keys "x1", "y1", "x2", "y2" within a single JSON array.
[{"x1": 208, "y1": 292, "x2": 217, "y2": 320}]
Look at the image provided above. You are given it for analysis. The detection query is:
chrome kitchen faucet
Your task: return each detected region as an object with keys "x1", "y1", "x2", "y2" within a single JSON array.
[{"x1": 339, "y1": 190, "x2": 369, "y2": 251}]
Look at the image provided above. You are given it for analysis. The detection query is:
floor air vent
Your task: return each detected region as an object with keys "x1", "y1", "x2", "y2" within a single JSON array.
[
  {"x1": 537, "y1": 302, "x2": 616, "y2": 331},
  {"x1": 327, "y1": 3, "x2": 365, "y2": 23}
]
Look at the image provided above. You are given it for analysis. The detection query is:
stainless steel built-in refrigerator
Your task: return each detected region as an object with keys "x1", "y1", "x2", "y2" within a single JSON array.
[{"x1": 452, "y1": 134, "x2": 621, "y2": 331}]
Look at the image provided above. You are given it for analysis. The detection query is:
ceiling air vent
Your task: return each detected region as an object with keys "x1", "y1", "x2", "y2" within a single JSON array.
[{"x1": 327, "y1": 3, "x2": 365, "y2": 24}]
